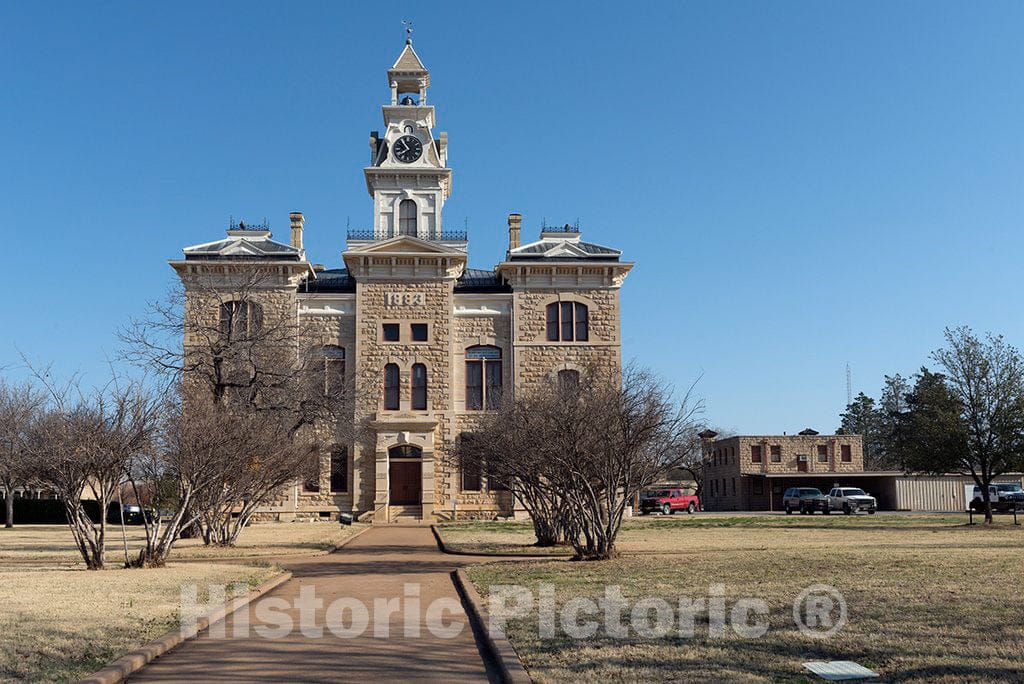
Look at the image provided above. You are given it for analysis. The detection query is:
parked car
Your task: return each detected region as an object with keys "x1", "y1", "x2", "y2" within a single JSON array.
[
  {"x1": 782, "y1": 487, "x2": 830, "y2": 515},
  {"x1": 827, "y1": 487, "x2": 877, "y2": 515},
  {"x1": 639, "y1": 488, "x2": 699, "y2": 515},
  {"x1": 970, "y1": 483, "x2": 1024, "y2": 512}
]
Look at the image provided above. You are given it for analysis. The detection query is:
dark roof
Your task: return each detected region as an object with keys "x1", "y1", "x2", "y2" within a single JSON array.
[
  {"x1": 300, "y1": 269, "x2": 355, "y2": 293},
  {"x1": 298, "y1": 267, "x2": 509, "y2": 294},
  {"x1": 183, "y1": 234, "x2": 301, "y2": 261},
  {"x1": 513, "y1": 241, "x2": 619, "y2": 256},
  {"x1": 508, "y1": 239, "x2": 620, "y2": 261},
  {"x1": 455, "y1": 268, "x2": 510, "y2": 293}
]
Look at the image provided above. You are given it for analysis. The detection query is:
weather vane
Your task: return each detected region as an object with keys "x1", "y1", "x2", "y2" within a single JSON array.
[{"x1": 402, "y1": 19, "x2": 413, "y2": 44}]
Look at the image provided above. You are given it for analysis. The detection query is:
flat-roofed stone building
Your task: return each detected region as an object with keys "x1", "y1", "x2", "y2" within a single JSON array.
[{"x1": 171, "y1": 40, "x2": 632, "y2": 523}]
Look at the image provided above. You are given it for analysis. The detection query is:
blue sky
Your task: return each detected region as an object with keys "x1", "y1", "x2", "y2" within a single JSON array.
[{"x1": 2, "y1": 2, "x2": 1023, "y2": 433}]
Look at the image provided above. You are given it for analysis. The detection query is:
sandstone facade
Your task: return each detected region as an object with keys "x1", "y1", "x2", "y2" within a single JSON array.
[{"x1": 170, "y1": 41, "x2": 633, "y2": 523}]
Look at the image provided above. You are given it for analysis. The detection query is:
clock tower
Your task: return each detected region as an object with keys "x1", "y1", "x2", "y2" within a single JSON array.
[{"x1": 362, "y1": 38, "x2": 455, "y2": 245}]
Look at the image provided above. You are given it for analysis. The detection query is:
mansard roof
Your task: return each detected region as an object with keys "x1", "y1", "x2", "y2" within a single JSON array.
[
  {"x1": 298, "y1": 266, "x2": 509, "y2": 294},
  {"x1": 182, "y1": 229, "x2": 301, "y2": 261},
  {"x1": 300, "y1": 269, "x2": 355, "y2": 293},
  {"x1": 507, "y1": 232, "x2": 621, "y2": 261},
  {"x1": 454, "y1": 268, "x2": 510, "y2": 293}
]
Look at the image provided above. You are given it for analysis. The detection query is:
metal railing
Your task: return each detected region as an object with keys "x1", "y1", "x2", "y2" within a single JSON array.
[{"x1": 346, "y1": 228, "x2": 468, "y2": 241}]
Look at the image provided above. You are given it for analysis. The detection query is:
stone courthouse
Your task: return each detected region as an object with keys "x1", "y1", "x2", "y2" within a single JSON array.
[{"x1": 171, "y1": 40, "x2": 632, "y2": 522}]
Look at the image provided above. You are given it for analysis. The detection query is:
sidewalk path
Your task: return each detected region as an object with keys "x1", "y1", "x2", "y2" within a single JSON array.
[{"x1": 130, "y1": 526, "x2": 501, "y2": 683}]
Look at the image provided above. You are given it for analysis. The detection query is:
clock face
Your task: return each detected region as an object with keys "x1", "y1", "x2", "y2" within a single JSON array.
[{"x1": 393, "y1": 134, "x2": 423, "y2": 163}]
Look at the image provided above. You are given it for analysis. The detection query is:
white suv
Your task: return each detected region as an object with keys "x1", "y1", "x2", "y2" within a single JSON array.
[{"x1": 828, "y1": 487, "x2": 877, "y2": 515}]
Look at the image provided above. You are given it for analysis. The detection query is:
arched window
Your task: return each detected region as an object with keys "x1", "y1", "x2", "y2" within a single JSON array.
[
  {"x1": 465, "y1": 346, "x2": 502, "y2": 411},
  {"x1": 321, "y1": 346, "x2": 345, "y2": 397},
  {"x1": 398, "y1": 199, "x2": 417, "y2": 236},
  {"x1": 558, "y1": 369, "x2": 580, "y2": 390},
  {"x1": 411, "y1": 363, "x2": 427, "y2": 410},
  {"x1": 219, "y1": 300, "x2": 263, "y2": 340},
  {"x1": 384, "y1": 363, "x2": 400, "y2": 410},
  {"x1": 545, "y1": 301, "x2": 588, "y2": 342},
  {"x1": 388, "y1": 444, "x2": 422, "y2": 459}
]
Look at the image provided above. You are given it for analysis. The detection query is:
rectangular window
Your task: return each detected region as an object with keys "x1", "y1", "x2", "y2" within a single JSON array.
[
  {"x1": 751, "y1": 445, "x2": 762, "y2": 463},
  {"x1": 560, "y1": 301, "x2": 574, "y2": 342},
  {"x1": 461, "y1": 462, "x2": 482, "y2": 492},
  {"x1": 752, "y1": 478, "x2": 764, "y2": 495},
  {"x1": 546, "y1": 304, "x2": 559, "y2": 341},
  {"x1": 330, "y1": 450, "x2": 347, "y2": 493},
  {"x1": 574, "y1": 302, "x2": 589, "y2": 342},
  {"x1": 465, "y1": 360, "x2": 483, "y2": 410},
  {"x1": 382, "y1": 323, "x2": 400, "y2": 342},
  {"x1": 485, "y1": 360, "x2": 502, "y2": 409},
  {"x1": 817, "y1": 445, "x2": 829, "y2": 463},
  {"x1": 770, "y1": 445, "x2": 782, "y2": 463},
  {"x1": 411, "y1": 323, "x2": 428, "y2": 342},
  {"x1": 841, "y1": 444, "x2": 852, "y2": 462}
]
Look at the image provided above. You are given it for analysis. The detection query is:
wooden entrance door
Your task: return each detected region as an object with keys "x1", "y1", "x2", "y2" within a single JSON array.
[{"x1": 389, "y1": 461, "x2": 422, "y2": 505}]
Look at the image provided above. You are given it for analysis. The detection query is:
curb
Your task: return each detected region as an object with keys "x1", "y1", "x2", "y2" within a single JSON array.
[
  {"x1": 79, "y1": 570, "x2": 293, "y2": 684},
  {"x1": 431, "y1": 524, "x2": 570, "y2": 559},
  {"x1": 452, "y1": 567, "x2": 532, "y2": 684}
]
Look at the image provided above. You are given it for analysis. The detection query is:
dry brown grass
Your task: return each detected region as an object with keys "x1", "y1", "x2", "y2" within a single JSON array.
[
  {"x1": 0, "y1": 521, "x2": 364, "y2": 682},
  {"x1": 462, "y1": 515, "x2": 1024, "y2": 683},
  {"x1": 0, "y1": 521, "x2": 366, "y2": 567},
  {"x1": 0, "y1": 564, "x2": 276, "y2": 682}
]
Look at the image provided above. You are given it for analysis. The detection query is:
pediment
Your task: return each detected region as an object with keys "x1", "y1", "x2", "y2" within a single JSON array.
[
  {"x1": 221, "y1": 240, "x2": 267, "y2": 256},
  {"x1": 345, "y1": 235, "x2": 464, "y2": 256}
]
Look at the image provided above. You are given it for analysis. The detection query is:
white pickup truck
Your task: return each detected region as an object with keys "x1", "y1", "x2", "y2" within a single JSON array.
[
  {"x1": 968, "y1": 483, "x2": 1024, "y2": 512},
  {"x1": 827, "y1": 487, "x2": 878, "y2": 515}
]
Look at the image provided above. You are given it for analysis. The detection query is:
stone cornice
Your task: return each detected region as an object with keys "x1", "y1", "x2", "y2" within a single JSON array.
[{"x1": 496, "y1": 261, "x2": 634, "y2": 288}]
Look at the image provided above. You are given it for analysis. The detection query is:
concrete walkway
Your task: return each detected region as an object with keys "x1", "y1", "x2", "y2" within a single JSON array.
[{"x1": 130, "y1": 526, "x2": 501, "y2": 683}]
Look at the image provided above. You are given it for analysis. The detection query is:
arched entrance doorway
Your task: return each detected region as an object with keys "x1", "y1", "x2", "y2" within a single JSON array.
[{"x1": 388, "y1": 445, "x2": 422, "y2": 505}]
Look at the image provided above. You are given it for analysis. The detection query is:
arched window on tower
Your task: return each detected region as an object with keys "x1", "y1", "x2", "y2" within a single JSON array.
[
  {"x1": 384, "y1": 363, "x2": 401, "y2": 410},
  {"x1": 558, "y1": 369, "x2": 580, "y2": 390},
  {"x1": 398, "y1": 199, "x2": 417, "y2": 236},
  {"x1": 411, "y1": 363, "x2": 428, "y2": 410},
  {"x1": 545, "y1": 301, "x2": 588, "y2": 342}
]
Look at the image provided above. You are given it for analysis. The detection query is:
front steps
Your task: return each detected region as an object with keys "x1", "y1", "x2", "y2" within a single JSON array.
[{"x1": 385, "y1": 504, "x2": 424, "y2": 524}]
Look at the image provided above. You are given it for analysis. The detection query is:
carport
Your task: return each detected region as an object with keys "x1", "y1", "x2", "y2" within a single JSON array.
[{"x1": 754, "y1": 472, "x2": 899, "y2": 511}]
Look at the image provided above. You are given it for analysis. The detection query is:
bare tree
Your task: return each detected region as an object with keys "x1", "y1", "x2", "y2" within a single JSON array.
[
  {"x1": 457, "y1": 364, "x2": 703, "y2": 560},
  {"x1": 122, "y1": 272, "x2": 351, "y2": 547},
  {"x1": 27, "y1": 378, "x2": 159, "y2": 569},
  {"x1": 0, "y1": 380, "x2": 44, "y2": 528},
  {"x1": 456, "y1": 404, "x2": 573, "y2": 547}
]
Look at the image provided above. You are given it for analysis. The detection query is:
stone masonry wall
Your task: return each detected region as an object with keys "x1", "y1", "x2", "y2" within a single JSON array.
[{"x1": 512, "y1": 288, "x2": 621, "y2": 392}]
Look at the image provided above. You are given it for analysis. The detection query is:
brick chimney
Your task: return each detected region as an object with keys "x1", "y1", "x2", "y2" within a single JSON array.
[
  {"x1": 507, "y1": 213, "x2": 522, "y2": 251},
  {"x1": 289, "y1": 212, "x2": 304, "y2": 250}
]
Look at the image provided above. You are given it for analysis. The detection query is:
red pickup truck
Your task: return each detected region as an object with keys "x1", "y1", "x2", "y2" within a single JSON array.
[{"x1": 639, "y1": 488, "x2": 700, "y2": 515}]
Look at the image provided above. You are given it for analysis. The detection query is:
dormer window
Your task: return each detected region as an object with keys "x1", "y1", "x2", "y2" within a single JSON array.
[{"x1": 399, "y1": 200, "x2": 417, "y2": 236}]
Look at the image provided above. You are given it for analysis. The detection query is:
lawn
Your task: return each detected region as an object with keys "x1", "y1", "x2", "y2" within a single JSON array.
[
  {"x1": 0, "y1": 521, "x2": 363, "y2": 682},
  {"x1": 0, "y1": 520, "x2": 367, "y2": 566},
  {"x1": 458, "y1": 515, "x2": 1024, "y2": 683}
]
